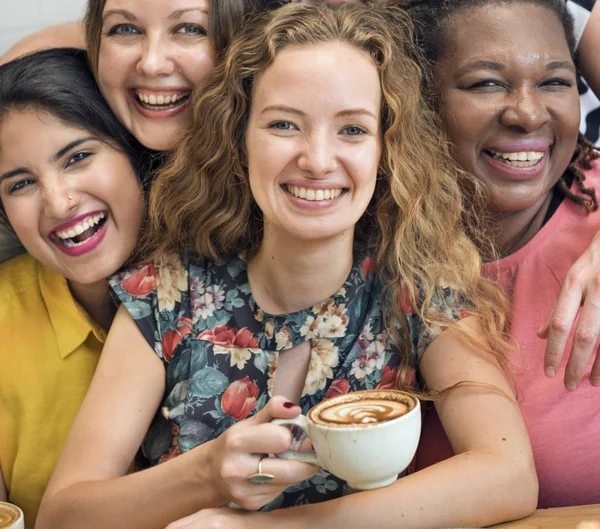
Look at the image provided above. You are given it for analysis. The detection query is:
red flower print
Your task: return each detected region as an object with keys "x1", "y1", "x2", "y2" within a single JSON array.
[
  {"x1": 361, "y1": 256, "x2": 376, "y2": 279},
  {"x1": 325, "y1": 378, "x2": 350, "y2": 399},
  {"x1": 161, "y1": 317, "x2": 193, "y2": 362},
  {"x1": 158, "y1": 424, "x2": 182, "y2": 464},
  {"x1": 198, "y1": 326, "x2": 259, "y2": 348},
  {"x1": 121, "y1": 264, "x2": 156, "y2": 297},
  {"x1": 377, "y1": 366, "x2": 399, "y2": 390},
  {"x1": 221, "y1": 377, "x2": 259, "y2": 420}
]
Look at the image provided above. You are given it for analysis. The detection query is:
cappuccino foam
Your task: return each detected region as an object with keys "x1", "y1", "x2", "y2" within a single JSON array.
[
  {"x1": 310, "y1": 390, "x2": 416, "y2": 427},
  {"x1": 0, "y1": 503, "x2": 21, "y2": 529}
]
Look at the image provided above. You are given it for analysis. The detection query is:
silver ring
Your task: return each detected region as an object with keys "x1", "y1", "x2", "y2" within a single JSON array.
[{"x1": 246, "y1": 455, "x2": 275, "y2": 484}]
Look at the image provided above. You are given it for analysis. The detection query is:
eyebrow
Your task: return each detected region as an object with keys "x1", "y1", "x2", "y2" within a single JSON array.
[
  {"x1": 54, "y1": 137, "x2": 96, "y2": 162},
  {"x1": 261, "y1": 105, "x2": 377, "y2": 120},
  {"x1": 547, "y1": 60, "x2": 576, "y2": 73},
  {"x1": 456, "y1": 59, "x2": 576, "y2": 77},
  {"x1": 169, "y1": 8, "x2": 208, "y2": 19},
  {"x1": 103, "y1": 7, "x2": 207, "y2": 24},
  {"x1": 0, "y1": 137, "x2": 95, "y2": 186},
  {"x1": 102, "y1": 9, "x2": 137, "y2": 23},
  {"x1": 455, "y1": 60, "x2": 504, "y2": 77}
]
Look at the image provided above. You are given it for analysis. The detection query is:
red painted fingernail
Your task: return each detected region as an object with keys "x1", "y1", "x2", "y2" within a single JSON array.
[{"x1": 283, "y1": 401, "x2": 297, "y2": 409}]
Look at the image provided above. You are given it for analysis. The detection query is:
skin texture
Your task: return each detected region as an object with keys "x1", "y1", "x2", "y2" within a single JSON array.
[
  {"x1": 37, "y1": 41, "x2": 536, "y2": 529},
  {"x1": 0, "y1": 110, "x2": 143, "y2": 325},
  {"x1": 578, "y1": 1, "x2": 600, "y2": 99},
  {"x1": 97, "y1": 0, "x2": 214, "y2": 151}
]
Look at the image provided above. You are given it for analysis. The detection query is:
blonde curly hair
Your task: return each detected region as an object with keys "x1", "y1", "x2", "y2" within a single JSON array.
[{"x1": 139, "y1": 1, "x2": 511, "y2": 392}]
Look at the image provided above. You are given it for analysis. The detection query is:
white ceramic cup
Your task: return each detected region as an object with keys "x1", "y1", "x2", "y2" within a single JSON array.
[
  {"x1": 0, "y1": 503, "x2": 24, "y2": 529},
  {"x1": 273, "y1": 389, "x2": 421, "y2": 490}
]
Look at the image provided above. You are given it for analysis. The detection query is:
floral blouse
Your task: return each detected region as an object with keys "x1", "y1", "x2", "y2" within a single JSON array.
[{"x1": 109, "y1": 249, "x2": 466, "y2": 510}]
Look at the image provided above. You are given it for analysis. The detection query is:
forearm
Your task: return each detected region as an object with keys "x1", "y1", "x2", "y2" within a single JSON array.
[
  {"x1": 0, "y1": 21, "x2": 85, "y2": 66},
  {"x1": 37, "y1": 441, "x2": 228, "y2": 529},
  {"x1": 579, "y1": 2, "x2": 600, "y2": 98},
  {"x1": 259, "y1": 450, "x2": 537, "y2": 529}
]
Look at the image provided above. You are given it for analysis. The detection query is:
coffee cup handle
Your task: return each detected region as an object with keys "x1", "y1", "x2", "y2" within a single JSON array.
[{"x1": 271, "y1": 416, "x2": 321, "y2": 466}]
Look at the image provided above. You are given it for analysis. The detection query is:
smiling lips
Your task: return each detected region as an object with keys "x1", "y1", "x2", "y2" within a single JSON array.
[
  {"x1": 135, "y1": 90, "x2": 190, "y2": 111},
  {"x1": 485, "y1": 149, "x2": 546, "y2": 168},
  {"x1": 49, "y1": 211, "x2": 108, "y2": 256}
]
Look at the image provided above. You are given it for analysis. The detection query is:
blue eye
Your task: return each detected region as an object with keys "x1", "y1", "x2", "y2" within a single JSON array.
[
  {"x1": 107, "y1": 24, "x2": 140, "y2": 36},
  {"x1": 342, "y1": 126, "x2": 366, "y2": 136},
  {"x1": 175, "y1": 24, "x2": 206, "y2": 36},
  {"x1": 270, "y1": 121, "x2": 296, "y2": 131}
]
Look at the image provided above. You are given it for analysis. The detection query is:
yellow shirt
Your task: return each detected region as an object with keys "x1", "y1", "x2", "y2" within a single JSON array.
[{"x1": 0, "y1": 254, "x2": 105, "y2": 528}]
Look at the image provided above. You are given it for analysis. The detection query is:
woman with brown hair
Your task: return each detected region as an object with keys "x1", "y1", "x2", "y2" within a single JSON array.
[{"x1": 38, "y1": 3, "x2": 537, "y2": 529}]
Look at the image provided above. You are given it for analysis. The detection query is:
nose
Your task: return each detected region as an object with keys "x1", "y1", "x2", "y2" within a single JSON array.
[
  {"x1": 136, "y1": 33, "x2": 175, "y2": 78},
  {"x1": 500, "y1": 88, "x2": 550, "y2": 133},
  {"x1": 42, "y1": 182, "x2": 78, "y2": 221},
  {"x1": 297, "y1": 133, "x2": 338, "y2": 178}
]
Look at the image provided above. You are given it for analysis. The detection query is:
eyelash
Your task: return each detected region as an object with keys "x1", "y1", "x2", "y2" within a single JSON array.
[
  {"x1": 106, "y1": 23, "x2": 207, "y2": 37},
  {"x1": 6, "y1": 151, "x2": 93, "y2": 194},
  {"x1": 267, "y1": 122, "x2": 368, "y2": 136}
]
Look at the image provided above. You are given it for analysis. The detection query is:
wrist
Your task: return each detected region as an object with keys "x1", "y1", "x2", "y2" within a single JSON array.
[{"x1": 188, "y1": 439, "x2": 230, "y2": 507}]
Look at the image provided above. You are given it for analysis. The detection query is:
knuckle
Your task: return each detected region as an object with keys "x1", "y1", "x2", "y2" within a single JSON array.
[
  {"x1": 220, "y1": 459, "x2": 241, "y2": 482},
  {"x1": 223, "y1": 430, "x2": 245, "y2": 452},
  {"x1": 591, "y1": 274, "x2": 600, "y2": 291},
  {"x1": 564, "y1": 272, "x2": 583, "y2": 290},
  {"x1": 549, "y1": 316, "x2": 569, "y2": 334},
  {"x1": 574, "y1": 328, "x2": 596, "y2": 347}
]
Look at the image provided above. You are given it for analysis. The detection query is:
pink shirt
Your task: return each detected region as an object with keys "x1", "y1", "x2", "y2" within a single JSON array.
[{"x1": 416, "y1": 162, "x2": 600, "y2": 508}]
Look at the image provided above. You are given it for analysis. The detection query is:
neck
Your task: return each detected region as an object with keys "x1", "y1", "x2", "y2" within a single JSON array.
[
  {"x1": 248, "y1": 227, "x2": 355, "y2": 315},
  {"x1": 491, "y1": 191, "x2": 553, "y2": 257},
  {"x1": 68, "y1": 279, "x2": 113, "y2": 330}
]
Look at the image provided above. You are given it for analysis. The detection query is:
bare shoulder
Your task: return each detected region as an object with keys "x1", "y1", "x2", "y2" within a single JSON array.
[{"x1": 0, "y1": 21, "x2": 86, "y2": 66}]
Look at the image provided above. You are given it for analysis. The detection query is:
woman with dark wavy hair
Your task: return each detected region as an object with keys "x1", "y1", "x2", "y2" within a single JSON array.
[{"x1": 39, "y1": 4, "x2": 537, "y2": 529}]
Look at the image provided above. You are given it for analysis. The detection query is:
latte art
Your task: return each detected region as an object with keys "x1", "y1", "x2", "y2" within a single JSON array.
[
  {"x1": 313, "y1": 398, "x2": 410, "y2": 426},
  {"x1": 0, "y1": 503, "x2": 21, "y2": 529}
]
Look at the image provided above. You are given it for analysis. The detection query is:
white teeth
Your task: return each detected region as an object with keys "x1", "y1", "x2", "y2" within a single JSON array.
[
  {"x1": 490, "y1": 150, "x2": 545, "y2": 162},
  {"x1": 55, "y1": 213, "x2": 106, "y2": 241},
  {"x1": 136, "y1": 92, "x2": 188, "y2": 107},
  {"x1": 286, "y1": 185, "x2": 343, "y2": 201}
]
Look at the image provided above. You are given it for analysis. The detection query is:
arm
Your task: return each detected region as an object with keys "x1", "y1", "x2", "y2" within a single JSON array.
[
  {"x1": 0, "y1": 21, "x2": 85, "y2": 66},
  {"x1": 168, "y1": 317, "x2": 538, "y2": 529},
  {"x1": 579, "y1": 1, "x2": 600, "y2": 98},
  {"x1": 37, "y1": 306, "x2": 316, "y2": 529},
  {"x1": 539, "y1": 225, "x2": 600, "y2": 390}
]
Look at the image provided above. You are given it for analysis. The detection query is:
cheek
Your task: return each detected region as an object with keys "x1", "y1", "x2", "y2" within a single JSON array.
[
  {"x1": 180, "y1": 47, "x2": 215, "y2": 85},
  {"x1": 4, "y1": 201, "x2": 37, "y2": 244}
]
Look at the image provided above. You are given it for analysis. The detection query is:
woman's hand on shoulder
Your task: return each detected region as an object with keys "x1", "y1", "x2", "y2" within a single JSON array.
[
  {"x1": 0, "y1": 21, "x2": 85, "y2": 66},
  {"x1": 538, "y1": 229, "x2": 600, "y2": 391},
  {"x1": 205, "y1": 396, "x2": 318, "y2": 511}
]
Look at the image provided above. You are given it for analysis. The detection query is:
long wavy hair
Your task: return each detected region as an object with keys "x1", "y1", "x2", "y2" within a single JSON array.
[{"x1": 139, "y1": 2, "x2": 512, "y2": 392}]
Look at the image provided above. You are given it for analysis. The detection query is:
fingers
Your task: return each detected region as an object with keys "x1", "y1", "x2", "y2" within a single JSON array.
[
  {"x1": 542, "y1": 281, "x2": 582, "y2": 380},
  {"x1": 224, "y1": 422, "x2": 294, "y2": 455},
  {"x1": 246, "y1": 396, "x2": 301, "y2": 425},
  {"x1": 564, "y1": 292, "x2": 600, "y2": 390}
]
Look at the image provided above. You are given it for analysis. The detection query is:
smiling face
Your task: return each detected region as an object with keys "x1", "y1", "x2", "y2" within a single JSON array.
[
  {"x1": 0, "y1": 110, "x2": 143, "y2": 285},
  {"x1": 245, "y1": 41, "x2": 382, "y2": 244},
  {"x1": 435, "y1": 3, "x2": 580, "y2": 215},
  {"x1": 97, "y1": 0, "x2": 215, "y2": 151}
]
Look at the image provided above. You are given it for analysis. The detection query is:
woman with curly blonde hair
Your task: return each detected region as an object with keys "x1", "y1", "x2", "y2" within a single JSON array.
[{"x1": 38, "y1": 3, "x2": 537, "y2": 529}]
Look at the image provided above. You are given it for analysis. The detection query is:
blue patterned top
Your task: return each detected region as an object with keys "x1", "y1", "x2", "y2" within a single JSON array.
[{"x1": 109, "y1": 248, "x2": 465, "y2": 509}]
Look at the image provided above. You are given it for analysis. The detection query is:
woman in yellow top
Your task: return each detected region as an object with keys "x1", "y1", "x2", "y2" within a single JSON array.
[{"x1": 0, "y1": 48, "x2": 153, "y2": 528}]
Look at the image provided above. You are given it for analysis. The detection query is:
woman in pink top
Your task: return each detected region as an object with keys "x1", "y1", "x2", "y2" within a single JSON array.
[{"x1": 412, "y1": 0, "x2": 600, "y2": 508}]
